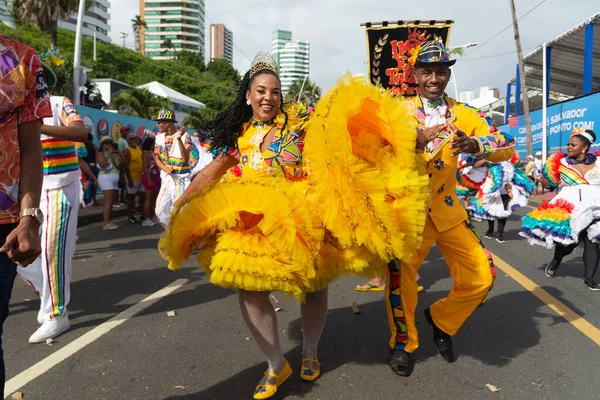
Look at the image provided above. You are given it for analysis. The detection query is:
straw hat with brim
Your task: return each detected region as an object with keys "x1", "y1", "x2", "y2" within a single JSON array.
[{"x1": 100, "y1": 136, "x2": 112, "y2": 144}]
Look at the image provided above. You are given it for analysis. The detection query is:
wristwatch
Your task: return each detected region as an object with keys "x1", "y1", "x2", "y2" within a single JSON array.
[{"x1": 18, "y1": 208, "x2": 44, "y2": 225}]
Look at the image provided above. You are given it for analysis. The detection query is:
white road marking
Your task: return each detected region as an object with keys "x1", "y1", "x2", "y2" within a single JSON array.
[{"x1": 4, "y1": 278, "x2": 189, "y2": 398}]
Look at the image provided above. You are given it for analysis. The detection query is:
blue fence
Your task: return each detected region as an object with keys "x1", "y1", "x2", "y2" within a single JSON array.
[
  {"x1": 497, "y1": 91, "x2": 600, "y2": 155},
  {"x1": 76, "y1": 106, "x2": 159, "y2": 145}
]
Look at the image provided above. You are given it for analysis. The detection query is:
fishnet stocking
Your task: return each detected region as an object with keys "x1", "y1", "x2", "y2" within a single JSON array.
[
  {"x1": 238, "y1": 290, "x2": 285, "y2": 374},
  {"x1": 301, "y1": 288, "x2": 328, "y2": 360}
]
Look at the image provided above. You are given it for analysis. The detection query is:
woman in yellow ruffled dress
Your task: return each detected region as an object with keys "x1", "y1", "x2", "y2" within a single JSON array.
[{"x1": 159, "y1": 52, "x2": 430, "y2": 399}]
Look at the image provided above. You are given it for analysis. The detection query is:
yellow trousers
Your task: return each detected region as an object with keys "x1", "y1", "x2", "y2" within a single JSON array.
[{"x1": 385, "y1": 217, "x2": 495, "y2": 353}]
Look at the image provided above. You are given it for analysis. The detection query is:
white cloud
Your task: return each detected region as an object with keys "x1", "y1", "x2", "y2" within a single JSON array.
[{"x1": 109, "y1": 0, "x2": 598, "y2": 97}]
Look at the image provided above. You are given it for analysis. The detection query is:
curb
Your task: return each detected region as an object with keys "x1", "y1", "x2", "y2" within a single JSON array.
[{"x1": 77, "y1": 208, "x2": 129, "y2": 227}]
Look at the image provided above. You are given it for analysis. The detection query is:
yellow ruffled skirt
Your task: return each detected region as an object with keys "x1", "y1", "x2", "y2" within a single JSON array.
[
  {"x1": 304, "y1": 74, "x2": 430, "y2": 267},
  {"x1": 159, "y1": 175, "x2": 331, "y2": 301},
  {"x1": 158, "y1": 75, "x2": 430, "y2": 301}
]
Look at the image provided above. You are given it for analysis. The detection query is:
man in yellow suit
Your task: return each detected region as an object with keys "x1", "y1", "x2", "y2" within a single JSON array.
[{"x1": 386, "y1": 40, "x2": 515, "y2": 376}]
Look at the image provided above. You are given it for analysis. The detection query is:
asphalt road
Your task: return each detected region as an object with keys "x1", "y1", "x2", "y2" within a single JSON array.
[{"x1": 3, "y1": 207, "x2": 600, "y2": 400}]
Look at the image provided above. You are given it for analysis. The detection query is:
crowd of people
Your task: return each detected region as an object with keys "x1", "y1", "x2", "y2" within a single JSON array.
[{"x1": 0, "y1": 34, "x2": 598, "y2": 400}]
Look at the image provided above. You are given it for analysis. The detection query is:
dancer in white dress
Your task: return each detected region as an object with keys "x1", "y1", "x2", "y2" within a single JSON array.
[
  {"x1": 469, "y1": 154, "x2": 534, "y2": 243},
  {"x1": 520, "y1": 129, "x2": 600, "y2": 290}
]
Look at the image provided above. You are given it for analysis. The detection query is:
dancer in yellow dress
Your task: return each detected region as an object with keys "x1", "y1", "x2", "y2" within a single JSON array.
[{"x1": 160, "y1": 53, "x2": 429, "y2": 399}]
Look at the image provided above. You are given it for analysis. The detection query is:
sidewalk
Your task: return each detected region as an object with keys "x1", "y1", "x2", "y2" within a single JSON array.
[
  {"x1": 529, "y1": 190, "x2": 556, "y2": 204},
  {"x1": 78, "y1": 195, "x2": 129, "y2": 227}
]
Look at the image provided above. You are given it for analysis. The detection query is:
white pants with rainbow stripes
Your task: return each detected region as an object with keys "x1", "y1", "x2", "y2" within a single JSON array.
[
  {"x1": 155, "y1": 173, "x2": 190, "y2": 229},
  {"x1": 18, "y1": 180, "x2": 79, "y2": 320}
]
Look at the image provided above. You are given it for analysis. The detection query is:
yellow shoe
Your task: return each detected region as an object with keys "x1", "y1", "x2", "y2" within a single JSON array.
[
  {"x1": 300, "y1": 357, "x2": 321, "y2": 382},
  {"x1": 253, "y1": 361, "x2": 292, "y2": 399},
  {"x1": 417, "y1": 285, "x2": 424, "y2": 293}
]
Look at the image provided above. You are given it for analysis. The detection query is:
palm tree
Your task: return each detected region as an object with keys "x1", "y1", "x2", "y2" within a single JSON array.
[
  {"x1": 161, "y1": 39, "x2": 174, "y2": 59},
  {"x1": 111, "y1": 88, "x2": 173, "y2": 120},
  {"x1": 182, "y1": 108, "x2": 218, "y2": 131},
  {"x1": 17, "y1": 0, "x2": 91, "y2": 48},
  {"x1": 131, "y1": 15, "x2": 147, "y2": 54},
  {"x1": 285, "y1": 78, "x2": 321, "y2": 107}
]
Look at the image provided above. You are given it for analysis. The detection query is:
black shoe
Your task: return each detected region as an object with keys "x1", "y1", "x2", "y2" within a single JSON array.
[
  {"x1": 128, "y1": 217, "x2": 140, "y2": 224},
  {"x1": 484, "y1": 230, "x2": 494, "y2": 239},
  {"x1": 544, "y1": 260, "x2": 559, "y2": 278},
  {"x1": 584, "y1": 278, "x2": 600, "y2": 291},
  {"x1": 424, "y1": 308, "x2": 455, "y2": 363},
  {"x1": 496, "y1": 234, "x2": 506, "y2": 244},
  {"x1": 388, "y1": 349, "x2": 415, "y2": 377}
]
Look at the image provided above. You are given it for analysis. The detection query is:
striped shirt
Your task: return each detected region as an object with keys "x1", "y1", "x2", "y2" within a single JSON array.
[
  {"x1": 41, "y1": 96, "x2": 83, "y2": 189},
  {"x1": 154, "y1": 132, "x2": 192, "y2": 175}
]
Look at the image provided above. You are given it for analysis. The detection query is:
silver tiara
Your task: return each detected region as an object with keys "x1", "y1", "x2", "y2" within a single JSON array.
[{"x1": 250, "y1": 51, "x2": 278, "y2": 77}]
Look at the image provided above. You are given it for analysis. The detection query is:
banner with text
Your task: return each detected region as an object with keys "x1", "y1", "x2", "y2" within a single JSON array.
[
  {"x1": 365, "y1": 22, "x2": 452, "y2": 96},
  {"x1": 497, "y1": 91, "x2": 600, "y2": 155}
]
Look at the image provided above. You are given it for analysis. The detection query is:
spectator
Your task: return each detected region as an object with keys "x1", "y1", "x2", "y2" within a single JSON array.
[
  {"x1": 116, "y1": 126, "x2": 130, "y2": 206},
  {"x1": 525, "y1": 154, "x2": 535, "y2": 182},
  {"x1": 81, "y1": 132, "x2": 99, "y2": 206},
  {"x1": 141, "y1": 137, "x2": 160, "y2": 226},
  {"x1": 96, "y1": 136, "x2": 123, "y2": 230},
  {"x1": 534, "y1": 151, "x2": 544, "y2": 194},
  {"x1": 0, "y1": 36, "x2": 52, "y2": 393},
  {"x1": 123, "y1": 132, "x2": 145, "y2": 223}
]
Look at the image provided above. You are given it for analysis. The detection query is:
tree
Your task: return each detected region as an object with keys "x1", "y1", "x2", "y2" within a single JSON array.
[
  {"x1": 17, "y1": 0, "x2": 91, "y2": 48},
  {"x1": 111, "y1": 87, "x2": 173, "y2": 120},
  {"x1": 10, "y1": 0, "x2": 22, "y2": 26},
  {"x1": 182, "y1": 108, "x2": 218, "y2": 131},
  {"x1": 205, "y1": 58, "x2": 240, "y2": 85},
  {"x1": 285, "y1": 77, "x2": 321, "y2": 107},
  {"x1": 176, "y1": 50, "x2": 205, "y2": 72},
  {"x1": 161, "y1": 39, "x2": 174, "y2": 58},
  {"x1": 510, "y1": 0, "x2": 533, "y2": 156},
  {"x1": 131, "y1": 15, "x2": 147, "y2": 55}
]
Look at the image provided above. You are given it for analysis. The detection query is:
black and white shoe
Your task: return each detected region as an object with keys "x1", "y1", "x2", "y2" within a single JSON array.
[
  {"x1": 584, "y1": 278, "x2": 600, "y2": 291},
  {"x1": 496, "y1": 235, "x2": 506, "y2": 244},
  {"x1": 484, "y1": 230, "x2": 494, "y2": 239},
  {"x1": 544, "y1": 260, "x2": 559, "y2": 278}
]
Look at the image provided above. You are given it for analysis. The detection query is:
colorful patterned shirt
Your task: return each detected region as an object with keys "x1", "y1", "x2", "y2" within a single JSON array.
[
  {"x1": 154, "y1": 132, "x2": 192, "y2": 175},
  {"x1": 0, "y1": 36, "x2": 52, "y2": 225},
  {"x1": 41, "y1": 96, "x2": 83, "y2": 189}
]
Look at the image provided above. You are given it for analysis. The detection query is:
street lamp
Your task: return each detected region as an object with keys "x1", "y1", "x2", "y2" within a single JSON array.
[{"x1": 448, "y1": 42, "x2": 478, "y2": 99}]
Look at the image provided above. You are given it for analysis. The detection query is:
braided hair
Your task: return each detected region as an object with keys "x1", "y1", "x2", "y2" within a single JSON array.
[{"x1": 204, "y1": 70, "x2": 287, "y2": 152}]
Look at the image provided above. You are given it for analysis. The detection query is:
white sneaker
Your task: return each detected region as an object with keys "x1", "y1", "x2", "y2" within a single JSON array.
[
  {"x1": 103, "y1": 222, "x2": 119, "y2": 231},
  {"x1": 29, "y1": 314, "x2": 70, "y2": 343},
  {"x1": 142, "y1": 218, "x2": 156, "y2": 227}
]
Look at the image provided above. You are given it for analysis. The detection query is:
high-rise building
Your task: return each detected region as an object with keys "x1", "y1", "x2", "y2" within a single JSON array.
[
  {"x1": 142, "y1": 0, "x2": 206, "y2": 61},
  {"x1": 271, "y1": 30, "x2": 309, "y2": 94},
  {"x1": 209, "y1": 24, "x2": 233, "y2": 63},
  {"x1": 59, "y1": 0, "x2": 112, "y2": 43},
  {"x1": 0, "y1": 0, "x2": 111, "y2": 42}
]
